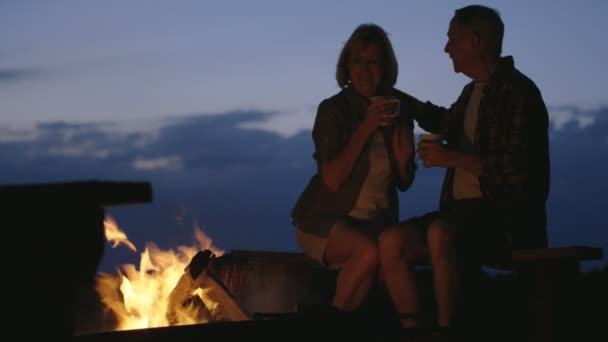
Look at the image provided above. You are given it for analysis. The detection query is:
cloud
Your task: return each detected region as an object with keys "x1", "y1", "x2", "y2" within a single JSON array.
[
  {"x1": 48, "y1": 144, "x2": 111, "y2": 159},
  {"x1": 548, "y1": 105, "x2": 605, "y2": 131},
  {"x1": 0, "y1": 68, "x2": 42, "y2": 83},
  {"x1": 0, "y1": 108, "x2": 605, "y2": 271},
  {"x1": 0, "y1": 119, "x2": 169, "y2": 161},
  {"x1": 237, "y1": 106, "x2": 439, "y2": 138},
  {"x1": 238, "y1": 108, "x2": 315, "y2": 138},
  {"x1": 132, "y1": 155, "x2": 183, "y2": 171},
  {"x1": 236, "y1": 104, "x2": 608, "y2": 139},
  {"x1": 0, "y1": 124, "x2": 39, "y2": 142}
]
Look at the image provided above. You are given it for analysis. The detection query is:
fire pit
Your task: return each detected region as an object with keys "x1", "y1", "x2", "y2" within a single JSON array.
[
  {"x1": 76, "y1": 245, "x2": 398, "y2": 340},
  {"x1": 74, "y1": 315, "x2": 398, "y2": 341},
  {"x1": 81, "y1": 243, "x2": 338, "y2": 333},
  {"x1": 77, "y1": 244, "x2": 403, "y2": 340}
]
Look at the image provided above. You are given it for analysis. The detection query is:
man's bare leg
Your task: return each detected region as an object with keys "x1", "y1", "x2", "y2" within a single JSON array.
[{"x1": 427, "y1": 219, "x2": 460, "y2": 327}]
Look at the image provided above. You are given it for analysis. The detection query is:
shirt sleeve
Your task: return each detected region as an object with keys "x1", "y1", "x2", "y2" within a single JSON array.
[
  {"x1": 311, "y1": 99, "x2": 341, "y2": 169},
  {"x1": 395, "y1": 112, "x2": 417, "y2": 192},
  {"x1": 399, "y1": 86, "x2": 470, "y2": 139}
]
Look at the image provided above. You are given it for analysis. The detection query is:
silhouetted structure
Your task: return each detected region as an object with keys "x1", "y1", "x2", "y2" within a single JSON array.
[{"x1": 3, "y1": 180, "x2": 152, "y2": 341}]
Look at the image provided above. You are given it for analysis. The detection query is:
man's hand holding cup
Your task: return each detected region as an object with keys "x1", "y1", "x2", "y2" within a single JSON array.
[{"x1": 417, "y1": 133, "x2": 445, "y2": 168}]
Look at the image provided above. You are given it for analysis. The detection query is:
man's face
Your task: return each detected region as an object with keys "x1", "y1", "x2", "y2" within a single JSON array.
[
  {"x1": 444, "y1": 18, "x2": 476, "y2": 74},
  {"x1": 347, "y1": 42, "x2": 383, "y2": 98}
]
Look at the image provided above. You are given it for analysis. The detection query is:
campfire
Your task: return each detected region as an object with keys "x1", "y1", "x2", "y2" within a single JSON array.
[{"x1": 94, "y1": 216, "x2": 250, "y2": 332}]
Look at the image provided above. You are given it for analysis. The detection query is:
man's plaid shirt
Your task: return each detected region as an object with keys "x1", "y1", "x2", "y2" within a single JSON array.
[{"x1": 406, "y1": 56, "x2": 550, "y2": 246}]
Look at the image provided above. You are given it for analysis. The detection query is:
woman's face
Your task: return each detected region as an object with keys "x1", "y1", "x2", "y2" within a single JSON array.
[{"x1": 347, "y1": 41, "x2": 383, "y2": 98}]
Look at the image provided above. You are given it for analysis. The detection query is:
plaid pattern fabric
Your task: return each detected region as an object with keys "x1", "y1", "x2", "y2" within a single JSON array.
[{"x1": 414, "y1": 56, "x2": 550, "y2": 212}]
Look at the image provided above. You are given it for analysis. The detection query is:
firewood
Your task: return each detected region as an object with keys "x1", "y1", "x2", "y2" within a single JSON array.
[{"x1": 166, "y1": 250, "x2": 251, "y2": 325}]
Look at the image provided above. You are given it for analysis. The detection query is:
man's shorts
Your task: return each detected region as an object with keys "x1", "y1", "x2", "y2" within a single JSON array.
[{"x1": 403, "y1": 198, "x2": 511, "y2": 264}]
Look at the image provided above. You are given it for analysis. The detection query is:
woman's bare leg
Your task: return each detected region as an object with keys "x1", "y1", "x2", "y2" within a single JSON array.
[
  {"x1": 378, "y1": 222, "x2": 428, "y2": 328},
  {"x1": 324, "y1": 225, "x2": 379, "y2": 311}
]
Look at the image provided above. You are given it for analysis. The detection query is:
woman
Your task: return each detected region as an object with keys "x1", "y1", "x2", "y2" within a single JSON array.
[{"x1": 290, "y1": 23, "x2": 417, "y2": 322}]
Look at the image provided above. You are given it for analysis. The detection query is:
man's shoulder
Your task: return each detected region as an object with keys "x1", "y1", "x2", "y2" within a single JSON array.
[
  {"x1": 497, "y1": 57, "x2": 541, "y2": 92},
  {"x1": 494, "y1": 64, "x2": 543, "y2": 100},
  {"x1": 491, "y1": 60, "x2": 548, "y2": 115}
]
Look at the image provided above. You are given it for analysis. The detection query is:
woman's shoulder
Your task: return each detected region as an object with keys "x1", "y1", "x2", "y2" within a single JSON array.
[
  {"x1": 322, "y1": 88, "x2": 349, "y2": 104},
  {"x1": 316, "y1": 88, "x2": 349, "y2": 113}
]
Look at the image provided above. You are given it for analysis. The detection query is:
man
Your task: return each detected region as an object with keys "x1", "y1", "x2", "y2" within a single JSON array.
[{"x1": 382, "y1": 4, "x2": 550, "y2": 337}]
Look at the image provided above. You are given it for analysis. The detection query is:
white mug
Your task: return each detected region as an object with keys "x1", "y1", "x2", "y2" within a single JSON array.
[{"x1": 371, "y1": 96, "x2": 400, "y2": 118}]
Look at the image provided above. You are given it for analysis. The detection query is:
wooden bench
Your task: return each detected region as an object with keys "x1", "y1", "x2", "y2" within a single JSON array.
[
  {"x1": 223, "y1": 246, "x2": 603, "y2": 339},
  {"x1": 391, "y1": 245, "x2": 603, "y2": 339},
  {"x1": 487, "y1": 246, "x2": 604, "y2": 340},
  {"x1": 510, "y1": 245, "x2": 603, "y2": 264}
]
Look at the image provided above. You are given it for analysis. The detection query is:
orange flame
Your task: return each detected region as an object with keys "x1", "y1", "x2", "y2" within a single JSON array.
[
  {"x1": 97, "y1": 215, "x2": 224, "y2": 331},
  {"x1": 103, "y1": 216, "x2": 136, "y2": 252}
]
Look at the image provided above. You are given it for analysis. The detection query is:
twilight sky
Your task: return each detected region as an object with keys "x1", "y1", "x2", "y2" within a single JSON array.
[
  {"x1": 2, "y1": 1, "x2": 607, "y2": 126},
  {"x1": 1, "y1": 1, "x2": 607, "y2": 271}
]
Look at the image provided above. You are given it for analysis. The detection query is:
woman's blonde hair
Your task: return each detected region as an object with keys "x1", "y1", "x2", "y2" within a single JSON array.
[{"x1": 336, "y1": 23, "x2": 398, "y2": 90}]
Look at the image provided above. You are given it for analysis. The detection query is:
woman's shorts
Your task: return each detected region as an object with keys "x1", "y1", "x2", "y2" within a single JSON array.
[{"x1": 295, "y1": 214, "x2": 392, "y2": 268}]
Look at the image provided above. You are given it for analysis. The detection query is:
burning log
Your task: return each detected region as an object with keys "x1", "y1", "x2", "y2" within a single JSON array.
[{"x1": 166, "y1": 250, "x2": 251, "y2": 325}]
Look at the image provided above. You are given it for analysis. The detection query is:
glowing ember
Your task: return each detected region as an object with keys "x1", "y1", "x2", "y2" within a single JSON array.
[{"x1": 96, "y1": 215, "x2": 225, "y2": 331}]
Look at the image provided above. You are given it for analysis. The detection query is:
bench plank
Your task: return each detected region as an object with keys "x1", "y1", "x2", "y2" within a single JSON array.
[
  {"x1": 229, "y1": 246, "x2": 604, "y2": 267},
  {"x1": 511, "y1": 246, "x2": 603, "y2": 262}
]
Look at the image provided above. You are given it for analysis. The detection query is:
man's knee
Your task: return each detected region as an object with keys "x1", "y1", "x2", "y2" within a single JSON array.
[
  {"x1": 379, "y1": 223, "x2": 425, "y2": 262},
  {"x1": 427, "y1": 219, "x2": 455, "y2": 257},
  {"x1": 356, "y1": 239, "x2": 380, "y2": 269}
]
